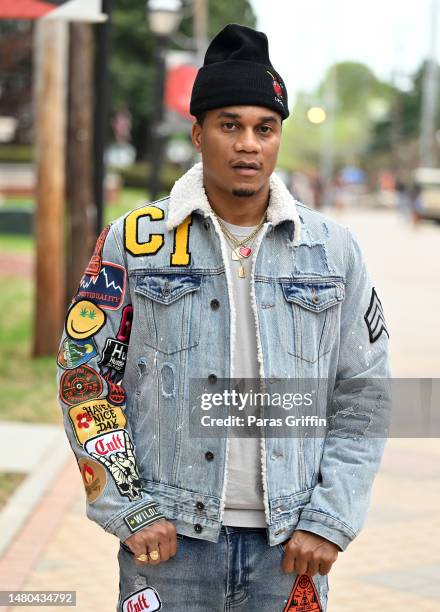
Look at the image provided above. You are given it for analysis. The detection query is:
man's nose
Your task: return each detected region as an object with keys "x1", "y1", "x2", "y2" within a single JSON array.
[{"x1": 234, "y1": 128, "x2": 261, "y2": 152}]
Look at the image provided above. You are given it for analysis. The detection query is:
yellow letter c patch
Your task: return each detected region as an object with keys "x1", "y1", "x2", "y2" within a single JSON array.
[{"x1": 124, "y1": 205, "x2": 164, "y2": 257}]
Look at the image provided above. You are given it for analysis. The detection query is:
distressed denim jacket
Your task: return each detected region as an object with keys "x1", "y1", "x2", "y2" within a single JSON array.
[{"x1": 56, "y1": 162, "x2": 391, "y2": 551}]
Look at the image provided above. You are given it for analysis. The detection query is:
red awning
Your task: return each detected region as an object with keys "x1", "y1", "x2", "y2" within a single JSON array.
[
  {"x1": 165, "y1": 64, "x2": 198, "y2": 121},
  {"x1": 0, "y1": 0, "x2": 55, "y2": 19}
]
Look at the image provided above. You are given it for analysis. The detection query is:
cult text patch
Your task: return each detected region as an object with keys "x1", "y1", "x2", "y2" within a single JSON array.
[{"x1": 122, "y1": 586, "x2": 162, "y2": 612}]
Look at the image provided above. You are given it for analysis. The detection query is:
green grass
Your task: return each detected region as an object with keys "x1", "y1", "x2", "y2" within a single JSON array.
[
  {"x1": 0, "y1": 196, "x2": 34, "y2": 207},
  {"x1": 0, "y1": 473, "x2": 26, "y2": 511},
  {"x1": 0, "y1": 234, "x2": 33, "y2": 253},
  {"x1": 0, "y1": 278, "x2": 61, "y2": 424}
]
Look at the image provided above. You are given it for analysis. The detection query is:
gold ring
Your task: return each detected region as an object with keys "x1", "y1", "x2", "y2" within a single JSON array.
[
  {"x1": 136, "y1": 553, "x2": 149, "y2": 562},
  {"x1": 149, "y1": 549, "x2": 160, "y2": 561}
]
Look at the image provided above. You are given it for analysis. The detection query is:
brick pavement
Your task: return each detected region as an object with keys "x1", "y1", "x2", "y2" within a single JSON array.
[{"x1": 0, "y1": 253, "x2": 33, "y2": 279}]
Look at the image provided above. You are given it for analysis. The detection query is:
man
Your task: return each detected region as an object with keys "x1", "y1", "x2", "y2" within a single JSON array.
[{"x1": 57, "y1": 24, "x2": 391, "y2": 612}]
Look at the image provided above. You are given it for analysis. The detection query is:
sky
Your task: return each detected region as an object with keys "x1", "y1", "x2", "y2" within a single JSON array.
[{"x1": 251, "y1": 0, "x2": 438, "y2": 102}]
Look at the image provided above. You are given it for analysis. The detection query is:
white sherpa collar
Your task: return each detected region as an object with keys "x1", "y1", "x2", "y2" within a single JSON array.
[{"x1": 165, "y1": 161, "x2": 301, "y2": 243}]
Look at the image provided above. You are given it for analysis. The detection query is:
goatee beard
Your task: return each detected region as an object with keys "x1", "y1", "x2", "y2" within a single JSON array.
[{"x1": 232, "y1": 188, "x2": 256, "y2": 198}]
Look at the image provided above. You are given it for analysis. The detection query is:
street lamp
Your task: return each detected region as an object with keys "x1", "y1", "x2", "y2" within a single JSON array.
[
  {"x1": 306, "y1": 106, "x2": 327, "y2": 125},
  {"x1": 147, "y1": 0, "x2": 183, "y2": 200}
]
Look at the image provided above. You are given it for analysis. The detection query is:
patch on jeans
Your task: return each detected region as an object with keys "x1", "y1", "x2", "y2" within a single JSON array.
[
  {"x1": 283, "y1": 574, "x2": 322, "y2": 611},
  {"x1": 364, "y1": 287, "x2": 389, "y2": 343},
  {"x1": 122, "y1": 586, "x2": 162, "y2": 611}
]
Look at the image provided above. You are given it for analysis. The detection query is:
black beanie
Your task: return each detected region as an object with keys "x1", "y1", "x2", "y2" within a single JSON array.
[{"x1": 190, "y1": 23, "x2": 289, "y2": 120}]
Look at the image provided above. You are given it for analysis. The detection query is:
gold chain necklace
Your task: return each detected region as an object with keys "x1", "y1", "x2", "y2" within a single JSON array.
[{"x1": 212, "y1": 210, "x2": 267, "y2": 278}]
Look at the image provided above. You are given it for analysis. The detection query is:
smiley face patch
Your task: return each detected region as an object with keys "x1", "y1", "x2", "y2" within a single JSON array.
[{"x1": 65, "y1": 300, "x2": 106, "y2": 340}]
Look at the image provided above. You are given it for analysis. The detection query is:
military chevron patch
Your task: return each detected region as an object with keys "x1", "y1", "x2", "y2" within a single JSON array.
[{"x1": 364, "y1": 287, "x2": 389, "y2": 343}]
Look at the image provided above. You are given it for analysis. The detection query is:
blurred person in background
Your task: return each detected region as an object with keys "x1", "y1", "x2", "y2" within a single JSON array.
[
  {"x1": 289, "y1": 169, "x2": 315, "y2": 208},
  {"x1": 395, "y1": 180, "x2": 410, "y2": 219},
  {"x1": 56, "y1": 23, "x2": 391, "y2": 612},
  {"x1": 409, "y1": 182, "x2": 423, "y2": 225}
]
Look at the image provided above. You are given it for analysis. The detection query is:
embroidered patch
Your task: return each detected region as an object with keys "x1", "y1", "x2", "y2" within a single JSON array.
[
  {"x1": 364, "y1": 287, "x2": 389, "y2": 343},
  {"x1": 103, "y1": 371, "x2": 126, "y2": 406},
  {"x1": 57, "y1": 337, "x2": 98, "y2": 369},
  {"x1": 85, "y1": 429, "x2": 142, "y2": 501},
  {"x1": 283, "y1": 574, "x2": 322, "y2": 611},
  {"x1": 60, "y1": 365, "x2": 103, "y2": 406},
  {"x1": 117, "y1": 304, "x2": 133, "y2": 343},
  {"x1": 77, "y1": 261, "x2": 126, "y2": 310},
  {"x1": 266, "y1": 69, "x2": 284, "y2": 107},
  {"x1": 98, "y1": 338, "x2": 128, "y2": 377},
  {"x1": 98, "y1": 305, "x2": 133, "y2": 384},
  {"x1": 65, "y1": 300, "x2": 106, "y2": 340},
  {"x1": 124, "y1": 205, "x2": 165, "y2": 257},
  {"x1": 124, "y1": 502, "x2": 164, "y2": 533},
  {"x1": 78, "y1": 457, "x2": 107, "y2": 503},
  {"x1": 122, "y1": 586, "x2": 162, "y2": 612},
  {"x1": 69, "y1": 399, "x2": 127, "y2": 444},
  {"x1": 85, "y1": 224, "x2": 110, "y2": 276}
]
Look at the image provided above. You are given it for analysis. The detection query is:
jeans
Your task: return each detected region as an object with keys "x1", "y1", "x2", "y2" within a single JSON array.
[{"x1": 117, "y1": 526, "x2": 329, "y2": 611}]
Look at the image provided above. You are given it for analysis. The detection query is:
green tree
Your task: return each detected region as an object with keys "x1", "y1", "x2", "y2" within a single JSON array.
[
  {"x1": 279, "y1": 61, "x2": 395, "y2": 172},
  {"x1": 370, "y1": 60, "x2": 440, "y2": 157},
  {"x1": 110, "y1": 0, "x2": 256, "y2": 157}
]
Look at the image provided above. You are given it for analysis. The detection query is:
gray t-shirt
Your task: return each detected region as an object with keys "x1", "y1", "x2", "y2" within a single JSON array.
[{"x1": 219, "y1": 218, "x2": 266, "y2": 527}]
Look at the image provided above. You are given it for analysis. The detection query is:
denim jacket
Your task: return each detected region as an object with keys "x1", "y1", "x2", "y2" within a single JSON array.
[{"x1": 56, "y1": 162, "x2": 391, "y2": 551}]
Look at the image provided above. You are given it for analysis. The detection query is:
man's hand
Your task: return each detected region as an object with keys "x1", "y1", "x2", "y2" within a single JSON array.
[
  {"x1": 279, "y1": 530, "x2": 340, "y2": 576},
  {"x1": 124, "y1": 518, "x2": 178, "y2": 566}
]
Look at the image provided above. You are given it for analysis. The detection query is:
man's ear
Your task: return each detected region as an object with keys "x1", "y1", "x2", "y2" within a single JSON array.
[{"x1": 192, "y1": 121, "x2": 202, "y2": 152}]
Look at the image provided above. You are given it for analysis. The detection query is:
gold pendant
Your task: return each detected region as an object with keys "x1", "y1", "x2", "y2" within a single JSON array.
[
  {"x1": 232, "y1": 247, "x2": 240, "y2": 261},
  {"x1": 238, "y1": 264, "x2": 246, "y2": 278}
]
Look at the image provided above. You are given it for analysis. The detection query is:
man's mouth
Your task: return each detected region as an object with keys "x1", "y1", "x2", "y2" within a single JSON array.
[{"x1": 231, "y1": 161, "x2": 261, "y2": 177}]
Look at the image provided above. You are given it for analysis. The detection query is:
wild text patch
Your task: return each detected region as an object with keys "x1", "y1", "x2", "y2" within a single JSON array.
[
  {"x1": 124, "y1": 502, "x2": 164, "y2": 533},
  {"x1": 364, "y1": 287, "x2": 389, "y2": 343}
]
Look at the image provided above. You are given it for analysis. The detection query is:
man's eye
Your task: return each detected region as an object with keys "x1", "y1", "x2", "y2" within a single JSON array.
[
  {"x1": 259, "y1": 125, "x2": 272, "y2": 134},
  {"x1": 223, "y1": 122, "x2": 237, "y2": 130}
]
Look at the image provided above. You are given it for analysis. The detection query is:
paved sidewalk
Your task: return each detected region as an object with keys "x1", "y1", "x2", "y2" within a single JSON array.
[
  {"x1": 0, "y1": 423, "x2": 71, "y2": 557},
  {"x1": 0, "y1": 253, "x2": 33, "y2": 279}
]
